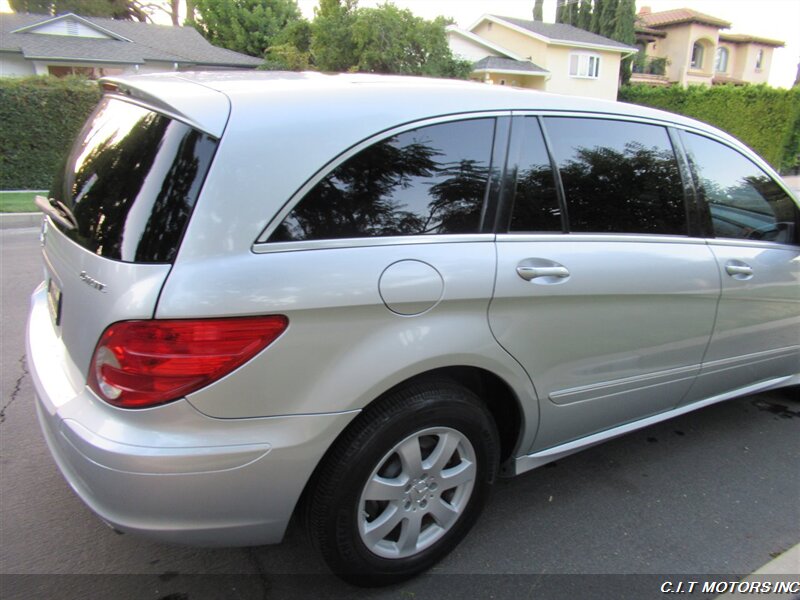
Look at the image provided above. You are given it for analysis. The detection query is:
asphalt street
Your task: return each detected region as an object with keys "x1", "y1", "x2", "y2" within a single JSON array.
[{"x1": 1, "y1": 227, "x2": 798, "y2": 600}]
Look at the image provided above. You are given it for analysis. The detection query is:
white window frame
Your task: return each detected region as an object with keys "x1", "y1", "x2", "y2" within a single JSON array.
[{"x1": 569, "y1": 53, "x2": 601, "y2": 79}]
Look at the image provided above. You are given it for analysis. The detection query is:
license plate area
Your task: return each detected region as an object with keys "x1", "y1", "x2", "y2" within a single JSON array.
[{"x1": 47, "y1": 278, "x2": 62, "y2": 327}]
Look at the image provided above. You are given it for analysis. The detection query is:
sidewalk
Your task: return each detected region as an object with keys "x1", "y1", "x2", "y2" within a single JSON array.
[{"x1": 0, "y1": 212, "x2": 41, "y2": 230}]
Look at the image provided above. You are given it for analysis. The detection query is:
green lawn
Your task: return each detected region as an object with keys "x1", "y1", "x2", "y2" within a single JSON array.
[{"x1": 0, "y1": 191, "x2": 43, "y2": 213}]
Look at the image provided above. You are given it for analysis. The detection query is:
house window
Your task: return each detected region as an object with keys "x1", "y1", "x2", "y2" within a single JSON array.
[
  {"x1": 569, "y1": 53, "x2": 600, "y2": 79},
  {"x1": 714, "y1": 47, "x2": 729, "y2": 73},
  {"x1": 755, "y1": 49, "x2": 764, "y2": 71},
  {"x1": 690, "y1": 42, "x2": 704, "y2": 69}
]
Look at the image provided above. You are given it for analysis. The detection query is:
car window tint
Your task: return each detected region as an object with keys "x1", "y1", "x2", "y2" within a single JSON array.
[
  {"x1": 270, "y1": 119, "x2": 495, "y2": 242},
  {"x1": 543, "y1": 118, "x2": 686, "y2": 235},
  {"x1": 49, "y1": 98, "x2": 217, "y2": 264},
  {"x1": 509, "y1": 118, "x2": 561, "y2": 232},
  {"x1": 682, "y1": 132, "x2": 799, "y2": 244}
]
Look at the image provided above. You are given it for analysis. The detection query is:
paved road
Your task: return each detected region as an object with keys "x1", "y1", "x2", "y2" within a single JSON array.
[{"x1": 1, "y1": 228, "x2": 798, "y2": 600}]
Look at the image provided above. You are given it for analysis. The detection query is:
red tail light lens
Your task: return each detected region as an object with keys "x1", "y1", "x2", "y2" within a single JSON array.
[{"x1": 87, "y1": 316, "x2": 288, "y2": 408}]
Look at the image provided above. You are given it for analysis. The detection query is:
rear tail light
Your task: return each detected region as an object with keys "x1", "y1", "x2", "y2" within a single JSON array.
[{"x1": 87, "y1": 316, "x2": 288, "y2": 408}]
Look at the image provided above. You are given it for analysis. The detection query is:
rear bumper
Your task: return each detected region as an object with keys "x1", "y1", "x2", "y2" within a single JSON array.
[{"x1": 27, "y1": 283, "x2": 358, "y2": 546}]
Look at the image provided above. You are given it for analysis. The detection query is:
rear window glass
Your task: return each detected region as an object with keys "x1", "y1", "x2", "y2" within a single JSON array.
[{"x1": 50, "y1": 97, "x2": 217, "y2": 263}]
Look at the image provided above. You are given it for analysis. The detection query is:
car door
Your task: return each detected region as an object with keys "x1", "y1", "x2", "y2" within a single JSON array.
[
  {"x1": 488, "y1": 115, "x2": 721, "y2": 452},
  {"x1": 677, "y1": 131, "x2": 800, "y2": 404}
]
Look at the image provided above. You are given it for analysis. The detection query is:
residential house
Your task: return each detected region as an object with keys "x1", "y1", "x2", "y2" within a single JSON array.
[
  {"x1": 0, "y1": 12, "x2": 262, "y2": 78},
  {"x1": 447, "y1": 15, "x2": 638, "y2": 100},
  {"x1": 632, "y1": 7, "x2": 784, "y2": 87}
]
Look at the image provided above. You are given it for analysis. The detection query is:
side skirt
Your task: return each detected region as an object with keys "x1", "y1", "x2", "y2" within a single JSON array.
[{"x1": 506, "y1": 374, "x2": 799, "y2": 477}]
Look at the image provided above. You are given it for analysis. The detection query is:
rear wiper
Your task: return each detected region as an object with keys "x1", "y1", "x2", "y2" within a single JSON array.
[{"x1": 35, "y1": 195, "x2": 78, "y2": 231}]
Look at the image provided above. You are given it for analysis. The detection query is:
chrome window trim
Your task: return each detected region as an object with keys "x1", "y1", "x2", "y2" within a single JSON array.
[
  {"x1": 703, "y1": 237, "x2": 800, "y2": 251},
  {"x1": 253, "y1": 111, "x2": 512, "y2": 246},
  {"x1": 496, "y1": 233, "x2": 704, "y2": 245},
  {"x1": 253, "y1": 233, "x2": 496, "y2": 254}
]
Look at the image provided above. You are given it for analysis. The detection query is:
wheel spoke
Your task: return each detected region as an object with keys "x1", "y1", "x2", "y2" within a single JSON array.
[
  {"x1": 424, "y1": 431, "x2": 460, "y2": 477},
  {"x1": 363, "y1": 504, "x2": 404, "y2": 547},
  {"x1": 396, "y1": 436, "x2": 423, "y2": 477},
  {"x1": 440, "y1": 460, "x2": 476, "y2": 490},
  {"x1": 429, "y1": 497, "x2": 460, "y2": 529},
  {"x1": 363, "y1": 474, "x2": 407, "y2": 501},
  {"x1": 397, "y1": 511, "x2": 423, "y2": 554}
]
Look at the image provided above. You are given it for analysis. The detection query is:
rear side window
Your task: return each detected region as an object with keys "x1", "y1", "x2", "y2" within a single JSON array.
[
  {"x1": 543, "y1": 118, "x2": 686, "y2": 235},
  {"x1": 50, "y1": 97, "x2": 217, "y2": 263},
  {"x1": 269, "y1": 119, "x2": 495, "y2": 242},
  {"x1": 682, "y1": 132, "x2": 799, "y2": 244}
]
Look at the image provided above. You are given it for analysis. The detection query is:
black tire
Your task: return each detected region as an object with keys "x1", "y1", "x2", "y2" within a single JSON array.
[{"x1": 305, "y1": 378, "x2": 499, "y2": 586}]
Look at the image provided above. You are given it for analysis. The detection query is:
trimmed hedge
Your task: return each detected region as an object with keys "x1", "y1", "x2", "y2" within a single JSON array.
[
  {"x1": 618, "y1": 84, "x2": 800, "y2": 173},
  {"x1": 0, "y1": 76, "x2": 101, "y2": 190}
]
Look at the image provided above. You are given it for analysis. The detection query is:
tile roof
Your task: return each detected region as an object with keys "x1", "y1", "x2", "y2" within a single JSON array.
[
  {"x1": 472, "y1": 56, "x2": 548, "y2": 74},
  {"x1": 487, "y1": 15, "x2": 638, "y2": 52},
  {"x1": 0, "y1": 12, "x2": 262, "y2": 67},
  {"x1": 719, "y1": 33, "x2": 784, "y2": 47},
  {"x1": 636, "y1": 9, "x2": 731, "y2": 29}
]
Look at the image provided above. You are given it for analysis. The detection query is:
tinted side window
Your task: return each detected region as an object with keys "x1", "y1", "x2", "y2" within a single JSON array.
[
  {"x1": 682, "y1": 132, "x2": 799, "y2": 244},
  {"x1": 544, "y1": 118, "x2": 686, "y2": 235},
  {"x1": 509, "y1": 118, "x2": 561, "y2": 232},
  {"x1": 270, "y1": 119, "x2": 495, "y2": 242}
]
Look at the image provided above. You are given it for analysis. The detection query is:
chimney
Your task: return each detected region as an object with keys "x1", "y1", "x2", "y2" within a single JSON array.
[{"x1": 639, "y1": 6, "x2": 652, "y2": 15}]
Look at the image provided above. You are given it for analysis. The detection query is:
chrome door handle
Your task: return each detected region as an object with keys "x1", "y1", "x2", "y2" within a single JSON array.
[
  {"x1": 725, "y1": 263, "x2": 753, "y2": 278},
  {"x1": 516, "y1": 266, "x2": 570, "y2": 281}
]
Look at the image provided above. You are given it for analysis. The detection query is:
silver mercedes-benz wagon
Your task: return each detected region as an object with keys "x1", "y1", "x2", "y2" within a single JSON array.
[{"x1": 28, "y1": 72, "x2": 800, "y2": 585}]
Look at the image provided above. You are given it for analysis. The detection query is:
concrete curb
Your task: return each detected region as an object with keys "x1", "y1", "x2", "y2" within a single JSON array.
[
  {"x1": 716, "y1": 543, "x2": 800, "y2": 598},
  {"x1": 0, "y1": 212, "x2": 41, "y2": 230}
]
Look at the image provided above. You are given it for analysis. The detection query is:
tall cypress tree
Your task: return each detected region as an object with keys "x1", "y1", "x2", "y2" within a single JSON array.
[
  {"x1": 578, "y1": 0, "x2": 592, "y2": 30},
  {"x1": 613, "y1": 0, "x2": 636, "y2": 84},
  {"x1": 599, "y1": 0, "x2": 618, "y2": 37},
  {"x1": 555, "y1": 0, "x2": 566, "y2": 24},
  {"x1": 590, "y1": 0, "x2": 604, "y2": 33},
  {"x1": 533, "y1": 0, "x2": 544, "y2": 21}
]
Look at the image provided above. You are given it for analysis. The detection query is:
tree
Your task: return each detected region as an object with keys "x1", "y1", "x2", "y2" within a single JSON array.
[
  {"x1": 612, "y1": 0, "x2": 635, "y2": 84},
  {"x1": 10, "y1": 0, "x2": 148, "y2": 20},
  {"x1": 590, "y1": 0, "x2": 603, "y2": 33},
  {"x1": 555, "y1": 0, "x2": 565, "y2": 23},
  {"x1": 578, "y1": 0, "x2": 592, "y2": 30},
  {"x1": 263, "y1": 19, "x2": 312, "y2": 70},
  {"x1": 599, "y1": 0, "x2": 618, "y2": 37},
  {"x1": 350, "y1": 4, "x2": 471, "y2": 78},
  {"x1": 311, "y1": 0, "x2": 358, "y2": 72},
  {"x1": 192, "y1": 0, "x2": 302, "y2": 57},
  {"x1": 563, "y1": 0, "x2": 578, "y2": 26},
  {"x1": 533, "y1": 0, "x2": 543, "y2": 21}
]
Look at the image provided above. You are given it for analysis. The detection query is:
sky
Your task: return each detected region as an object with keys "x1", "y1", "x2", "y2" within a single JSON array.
[{"x1": 2, "y1": 0, "x2": 797, "y2": 87}]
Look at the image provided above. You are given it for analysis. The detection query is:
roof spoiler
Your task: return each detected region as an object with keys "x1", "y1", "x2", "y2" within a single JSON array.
[{"x1": 99, "y1": 75, "x2": 230, "y2": 138}]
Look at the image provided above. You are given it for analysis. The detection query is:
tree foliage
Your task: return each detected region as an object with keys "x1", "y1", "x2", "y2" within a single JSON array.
[
  {"x1": 311, "y1": 0, "x2": 358, "y2": 71},
  {"x1": 533, "y1": 0, "x2": 544, "y2": 21},
  {"x1": 351, "y1": 4, "x2": 470, "y2": 77},
  {"x1": 192, "y1": 0, "x2": 302, "y2": 57},
  {"x1": 0, "y1": 76, "x2": 102, "y2": 189},
  {"x1": 578, "y1": 0, "x2": 592, "y2": 30},
  {"x1": 598, "y1": 0, "x2": 618, "y2": 37},
  {"x1": 613, "y1": 0, "x2": 636, "y2": 84},
  {"x1": 10, "y1": 0, "x2": 148, "y2": 20},
  {"x1": 619, "y1": 84, "x2": 800, "y2": 172},
  {"x1": 590, "y1": 0, "x2": 603, "y2": 33}
]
